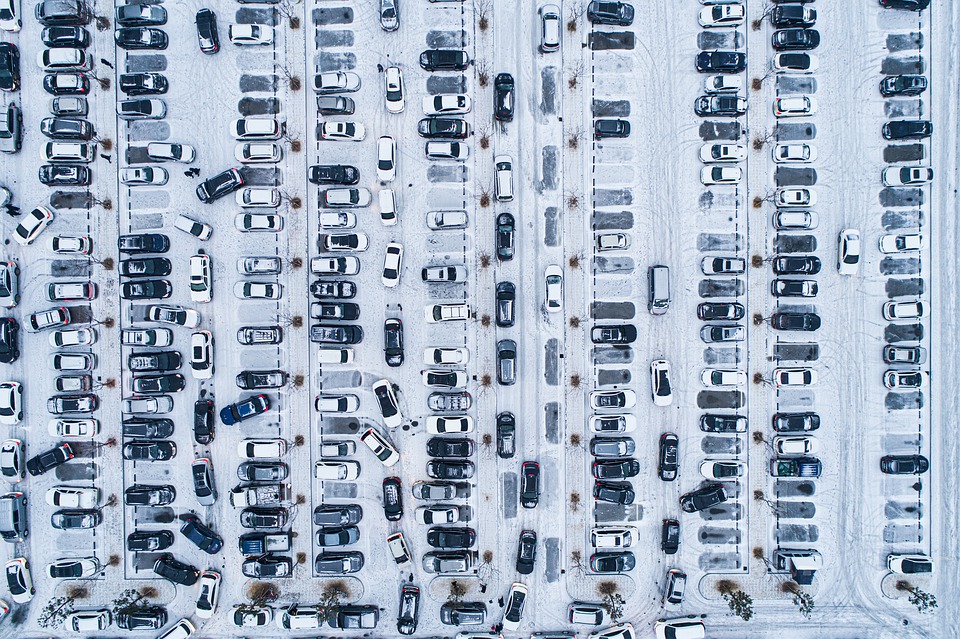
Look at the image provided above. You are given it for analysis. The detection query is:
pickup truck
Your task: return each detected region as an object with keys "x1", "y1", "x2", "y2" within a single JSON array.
[
  {"x1": 239, "y1": 532, "x2": 291, "y2": 556},
  {"x1": 229, "y1": 483, "x2": 287, "y2": 508},
  {"x1": 770, "y1": 457, "x2": 822, "y2": 478}
]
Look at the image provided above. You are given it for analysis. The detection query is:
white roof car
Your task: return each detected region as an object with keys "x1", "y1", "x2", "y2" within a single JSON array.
[
  {"x1": 882, "y1": 300, "x2": 926, "y2": 321},
  {"x1": 589, "y1": 390, "x2": 637, "y2": 411},
  {"x1": 314, "y1": 460, "x2": 361, "y2": 480},
  {"x1": 317, "y1": 348, "x2": 354, "y2": 364},
  {"x1": 882, "y1": 166, "x2": 933, "y2": 186},
  {"x1": 773, "y1": 210, "x2": 818, "y2": 230},
  {"x1": 774, "y1": 96, "x2": 817, "y2": 117},
  {"x1": 426, "y1": 415, "x2": 474, "y2": 434},
  {"x1": 387, "y1": 532, "x2": 412, "y2": 566},
  {"x1": 229, "y1": 23, "x2": 274, "y2": 45},
  {"x1": 703, "y1": 74, "x2": 742, "y2": 93},
  {"x1": 773, "y1": 143, "x2": 817, "y2": 164},
  {"x1": 190, "y1": 330, "x2": 213, "y2": 379},
  {"x1": 382, "y1": 242, "x2": 403, "y2": 287},
  {"x1": 319, "y1": 121, "x2": 366, "y2": 141},
  {"x1": 48, "y1": 418, "x2": 98, "y2": 438},
  {"x1": 545, "y1": 265, "x2": 563, "y2": 312},
  {"x1": 384, "y1": 66, "x2": 405, "y2": 113},
  {"x1": 122, "y1": 328, "x2": 173, "y2": 347},
  {"x1": 700, "y1": 368, "x2": 746, "y2": 387},
  {"x1": 147, "y1": 305, "x2": 201, "y2": 328},
  {"x1": 494, "y1": 155, "x2": 514, "y2": 201},
  {"x1": 236, "y1": 213, "x2": 284, "y2": 232},
  {"x1": 423, "y1": 348, "x2": 469, "y2": 365},
  {"x1": 238, "y1": 438, "x2": 287, "y2": 459},
  {"x1": 322, "y1": 188, "x2": 372, "y2": 208},
  {"x1": 650, "y1": 359, "x2": 673, "y2": 406},
  {"x1": 322, "y1": 233, "x2": 369, "y2": 252},
  {"x1": 235, "y1": 142, "x2": 282, "y2": 163},
  {"x1": 51, "y1": 235, "x2": 92, "y2": 254},
  {"x1": 501, "y1": 582, "x2": 528, "y2": 631},
  {"x1": 314, "y1": 71, "x2": 362, "y2": 93},
  {"x1": 236, "y1": 187, "x2": 280, "y2": 208},
  {"x1": 49, "y1": 327, "x2": 96, "y2": 347},
  {"x1": 774, "y1": 367, "x2": 818, "y2": 387},
  {"x1": 189, "y1": 254, "x2": 212, "y2": 303},
  {"x1": 159, "y1": 619, "x2": 195, "y2": 639},
  {"x1": 776, "y1": 187, "x2": 817, "y2": 207},
  {"x1": 120, "y1": 166, "x2": 168, "y2": 186},
  {"x1": 699, "y1": 143, "x2": 745, "y2": 163},
  {"x1": 426, "y1": 210, "x2": 467, "y2": 230},
  {"x1": 68, "y1": 609, "x2": 111, "y2": 632},
  {"x1": 588, "y1": 414, "x2": 637, "y2": 434},
  {"x1": 539, "y1": 4, "x2": 561, "y2": 52},
  {"x1": 591, "y1": 526, "x2": 637, "y2": 548},
  {"x1": 774, "y1": 436, "x2": 820, "y2": 456},
  {"x1": 699, "y1": 3, "x2": 744, "y2": 27},
  {"x1": 379, "y1": 189, "x2": 397, "y2": 225},
  {"x1": 230, "y1": 117, "x2": 282, "y2": 139},
  {"x1": 146, "y1": 142, "x2": 196, "y2": 163},
  {"x1": 13, "y1": 206, "x2": 54, "y2": 245},
  {"x1": 588, "y1": 622, "x2": 635, "y2": 639},
  {"x1": 37, "y1": 47, "x2": 89, "y2": 70},
  {"x1": 879, "y1": 233, "x2": 924, "y2": 254},
  {"x1": 238, "y1": 257, "x2": 282, "y2": 275},
  {"x1": 700, "y1": 165, "x2": 742, "y2": 185},
  {"x1": 377, "y1": 136, "x2": 397, "y2": 182},
  {"x1": 425, "y1": 303, "x2": 470, "y2": 323},
  {"x1": 569, "y1": 603, "x2": 605, "y2": 626},
  {"x1": 654, "y1": 618, "x2": 703, "y2": 639},
  {"x1": 195, "y1": 571, "x2": 220, "y2": 619},
  {"x1": 315, "y1": 394, "x2": 360, "y2": 413},
  {"x1": 121, "y1": 395, "x2": 174, "y2": 414},
  {"x1": 360, "y1": 427, "x2": 400, "y2": 466},
  {"x1": 311, "y1": 256, "x2": 360, "y2": 275},
  {"x1": 423, "y1": 94, "x2": 472, "y2": 115},
  {"x1": 0, "y1": 262, "x2": 16, "y2": 309},
  {"x1": 319, "y1": 211, "x2": 357, "y2": 229},
  {"x1": 425, "y1": 141, "x2": 469, "y2": 160},
  {"x1": 47, "y1": 556, "x2": 99, "y2": 580},
  {"x1": 0, "y1": 438, "x2": 24, "y2": 482},
  {"x1": 837, "y1": 228, "x2": 861, "y2": 275},
  {"x1": 422, "y1": 265, "x2": 467, "y2": 282},
  {"x1": 234, "y1": 281, "x2": 283, "y2": 300},
  {"x1": 175, "y1": 214, "x2": 212, "y2": 240},
  {"x1": 416, "y1": 505, "x2": 460, "y2": 525},
  {"x1": 595, "y1": 233, "x2": 630, "y2": 251},
  {"x1": 46, "y1": 486, "x2": 98, "y2": 509}
]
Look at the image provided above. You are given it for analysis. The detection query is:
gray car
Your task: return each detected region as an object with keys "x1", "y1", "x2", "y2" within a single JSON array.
[
  {"x1": 316, "y1": 526, "x2": 360, "y2": 547},
  {"x1": 440, "y1": 601, "x2": 486, "y2": 626},
  {"x1": 313, "y1": 505, "x2": 362, "y2": 527},
  {"x1": 315, "y1": 551, "x2": 364, "y2": 574},
  {"x1": 427, "y1": 392, "x2": 472, "y2": 412},
  {"x1": 497, "y1": 339, "x2": 517, "y2": 386},
  {"x1": 590, "y1": 437, "x2": 636, "y2": 458}
]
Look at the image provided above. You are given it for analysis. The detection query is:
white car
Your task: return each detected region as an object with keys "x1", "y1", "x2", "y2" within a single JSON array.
[
  {"x1": 773, "y1": 210, "x2": 818, "y2": 231},
  {"x1": 774, "y1": 436, "x2": 820, "y2": 456},
  {"x1": 195, "y1": 571, "x2": 221, "y2": 619},
  {"x1": 68, "y1": 609, "x2": 111, "y2": 632},
  {"x1": 238, "y1": 439, "x2": 287, "y2": 459},
  {"x1": 416, "y1": 505, "x2": 459, "y2": 525},
  {"x1": 45, "y1": 486, "x2": 98, "y2": 509},
  {"x1": 589, "y1": 390, "x2": 637, "y2": 411},
  {"x1": 315, "y1": 460, "x2": 361, "y2": 480},
  {"x1": 190, "y1": 330, "x2": 214, "y2": 379},
  {"x1": 425, "y1": 141, "x2": 469, "y2": 160},
  {"x1": 654, "y1": 618, "x2": 703, "y2": 639},
  {"x1": 0, "y1": 262, "x2": 16, "y2": 309},
  {"x1": 595, "y1": 233, "x2": 630, "y2": 251},
  {"x1": 372, "y1": 379, "x2": 402, "y2": 428},
  {"x1": 229, "y1": 23, "x2": 274, "y2": 45},
  {"x1": 703, "y1": 74, "x2": 742, "y2": 93},
  {"x1": 774, "y1": 96, "x2": 817, "y2": 117},
  {"x1": 319, "y1": 121, "x2": 366, "y2": 141},
  {"x1": 175, "y1": 214, "x2": 212, "y2": 241},
  {"x1": 235, "y1": 142, "x2": 283, "y2": 163},
  {"x1": 146, "y1": 142, "x2": 196, "y2": 163},
  {"x1": 319, "y1": 212, "x2": 357, "y2": 229},
  {"x1": 236, "y1": 213, "x2": 284, "y2": 232},
  {"x1": 775, "y1": 187, "x2": 816, "y2": 207},
  {"x1": 539, "y1": 3, "x2": 561, "y2": 52},
  {"x1": 700, "y1": 368, "x2": 746, "y2": 387},
  {"x1": 423, "y1": 94, "x2": 471, "y2": 115},
  {"x1": 426, "y1": 210, "x2": 467, "y2": 230},
  {"x1": 591, "y1": 526, "x2": 637, "y2": 548},
  {"x1": 51, "y1": 235, "x2": 92, "y2": 254},
  {"x1": 147, "y1": 305, "x2": 201, "y2": 328},
  {"x1": 321, "y1": 233, "x2": 369, "y2": 252},
  {"x1": 423, "y1": 348, "x2": 469, "y2": 365},
  {"x1": 13, "y1": 206, "x2": 54, "y2": 245},
  {"x1": 837, "y1": 228, "x2": 861, "y2": 275},
  {"x1": 0, "y1": 438, "x2": 24, "y2": 482},
  {"x1": 311, "y1": 256, "x2": 360, "y2": 275},
  {"x1": 122, "y1": 328, "x2": 173, "y2": 347},
  {"x1": 189, "y1": 254, "x2": 212, "y2": 303},
  {"x1": 159, "y1": 619, "x2": 195, "y2": 639},
  {"x1": 494, "y1": 155, "x2": 514, "y2": 201},
  {"x1": 425, "y1": 303, "x2": 470, "y2": 323},
  {"x1": 699, "y1": 3, "x2": 744, "y2": 27},
  {"x1": 882, "y1": 166, "x2": 933, "y2": 186},
  {"x1": 699, "y1": 460, "x2": 746, "y2": 481},
  {"x1": 588, "y1": 414, "x2": 637, "y2": 434},
  {"x1": 700, "y1": 166, "x2": 741, "y2": 185},
  {"x1": 121, "y1": 395, "x2": 175, "y2": 414},
  {"x1": 382, "y1": 242, "x2": 403, "y2": 287},
  {"x1": 230, "y1": 117, "x2": 283, "y2": 139},
  {"x1": 887, "y1": 554, "x2": 933, "y2": 575},
  {"x1": 882, "y1": 300, "x2": 926, "y2": 321},
  {"x1": 774, "y1": 368, "x2": 818, "y2": 387},
  {"x1": 48, "y1": 418, "x2": 98, "y2": 438},
  {"x1": 377, "y1": 136, "x2": 397, "y2": 182},
  {"x1": 4, "y1": 558, "x2": 33, "y2": 603},
  {"x1": 321, "y1": 188, "x2": 371, "y2": 208},
  {"x1": 426, "y1": 415, "x2": 474, "y2": 434},
  {"x1": 0, "y1": 0, "x2": 21, "y2": 31},
  {"x1": 235, "y1": 282, "x2": 283, "y2": 300},
  {"x1": 49, "y1": 328, "x2": 96, "y2": 347},
  {"x1": 236, "y1": 187, "x2": 281, "y2": 208},
  {"x1": 422, "y1": 265, "x2": 467, "y2": 282},
  {"x1": 379, "y1": 189, "x2": 398, "y2": 225},
  {"x1": 47, "y1": 556, "x2": 99, "y2": 580},
  {"x1": 772, "y1": 144, "x2": 817, "y2": 163},
  {"x1": 384, "y1": 66, "x2": 405, "y2": 113},
  {"x1": 650, "y1": 359, "x2": 672, "y2": 406},
  {"x1": 879, "y1": 233, "x2": 924, "y2": 254},
  {"x1": 360, "y1": 427, "x2": 400, "y2": 466},
  {"x1": 120, "y1": 166, "x2": 168, "y2": 186},
  {"x1": 589, "y1": 623, "x2": 635, "y2": 639},
  {"x1": 699, "y1": 143, "x2": 745, "y2": 163},
  {"x1": 502, "y1": 583, "x2": 529, "y2": 631},
  {"x1": 315, "y1": 394, "x2": 360, "y2": 413},
  {"x1": 317, "y1": 348, "x2": 354, "y2": 365},
  {"x1": 544, "y1": 265, "x2": 563, "y2": 312},
  {"x1": 40, "y1": 141, "x2": 94, "y2": 163},
  {"x1": 0, "y1": 382, "x2": 22, "y2": 425},
  {"x1": 314, "y1": 71, "x2": 362, "y2": 93}
]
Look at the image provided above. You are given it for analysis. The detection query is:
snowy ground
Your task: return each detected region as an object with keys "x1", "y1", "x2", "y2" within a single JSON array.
[{"x1": 0, "y1": 0, "x2": 958, "y2": 638}]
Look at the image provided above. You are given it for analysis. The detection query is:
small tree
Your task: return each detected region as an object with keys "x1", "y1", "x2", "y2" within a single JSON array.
[
  {"x1": 753, "y1": 313, "x2": 765, "y2": 326},
  {"x1": 477, "y1": 125, "x2": 490, "y2": 150},
  {"x1": 569, "y1": 491, "x2": 581, "y2": 511},
  {"x1": 568, "y1": 253, "x2": 582, "y2": 269},
  {"x1": 597, "y1": 582, "x2": 624, "y2": 622},
  {"x1": 88, "y1": 72, "x2": 110, "y2": 90},
  {"x1": 897, "y1": 581, "x2": 938, "y2": 614},
  {"x1": 479, "y1": 253, "x2": 491, "y2": 269},
  {"x1": 717, "y1": 581, "x2": 754, "y2": 622},
  {"x1": 480, "y1": 373, "x2": 492, "y2": 389},
  {"x1": 751, "y1": 5, "x2": 775, "y2": 31},
  {"x1": 566, "y1": 191, "x2": 582, "y2": 211},
  {"x1": 39, "y1": 596, "x2": 75, "y2": 628},
  {"x1": 480, "y1": 314, "x2": 491, "y2": 327},
  {"x1": 481, "y1": 433, "x2": 493, "y2": 450},
  {"x1": 105, "y1": 494, "x2": 118, "y2": 507},
  {"x1": 568, "y1": 60, "x2": 585, "y2": 91},
  {"x1": 91, "y1": 196, "x2": 113, "y2": 210},
  {"x1": 477, "y1": 0, "x2": 490, "y2": 31},
  {"x1": 246, "y1": 582, "x2": 279, "y2": 606},
  {"x1": 569, "y1": 433, "x2": 582, "y2": 447},
  {"x1": 277, "y1": 0, "x2": 303, "y2": 29},
  {"x1": 94, "y1": 136, "x2": 113, "y2": 151},
  {"x1": 112, "y1": 588, "x2": 148, "y2": 615},
  {"x1": 293, "y1": 434, "x2": 305, "y2": 447},
  {"x1": 570, "y1": 550, "x2": 587, "y2": 576},
  {"x1": 569, "y1": 374, "x2": 581, "y2": 389},
  {"x1": 107, "y1": 554, "x2": 120, "y2": 567},
  {"x1": 478, "y1": 188, "x2": 491, "y2": 208},
  {"x1": 477, "y1": 60, "x2": 490, "y2": 88},
  {"x1": 296, "y1": 552, "x2": 306, "y2": 565},
  {"x1": 781, "y1": 581, "x2": 814, "y2": 618},
  {"x1": 291, "y1": 257, "x2": 303, "y2": 269},
  {"x1": 569, "y1": 316, "x2": 581, "y2": 328},
  {"x1": 279, "y1": 65, "x2": 302, "y2": 91},
  {"x1": 751, "y1": 255, "x2": 765, "y2": 268},
  {"x1": 448, "y1": 581, "x2": 466, "y2": 603},
  {"x1": 567, "y1": 127, "x2": 583, "y2": 150}
]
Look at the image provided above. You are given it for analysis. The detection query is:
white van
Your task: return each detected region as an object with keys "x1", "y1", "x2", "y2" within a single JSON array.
[
  {"x1": 648, "y1": 265, "x2": 670, "y2": 315},
  {"x1": 317, "y1": 348, "x2": 354, "y2": 364},
  {"x1": 494, "y1": 155, "x2": 514, "y2": 201}
]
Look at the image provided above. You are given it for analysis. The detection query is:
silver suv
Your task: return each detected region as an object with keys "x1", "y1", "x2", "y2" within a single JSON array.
[{"x1": 0, "y1": 492, "x2": 28, "y2": 542}]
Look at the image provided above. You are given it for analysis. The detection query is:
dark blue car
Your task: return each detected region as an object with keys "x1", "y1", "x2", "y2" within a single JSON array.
[{"x1": 219, "y1": 394, "x2": 269, "y2": 425}]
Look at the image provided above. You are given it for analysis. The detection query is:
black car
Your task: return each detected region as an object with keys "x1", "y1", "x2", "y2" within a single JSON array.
[
  {"x1": 495, "y1": 281, "x2": 516, "y2": 327},
  {"x1": 496, "y1": 213, "x2": 515, "y2": 261},
  {"x1": 124, "y1": 484, "x2": 175, "y2": 506},
  {"x1": 153, "y1": 553, "x2": 200, "y2": 586},
  {"x1": 590, "y1": 551, "x2": 635, "y2": 573},
  {"x1": 193, "y1": 399, "x2": 214, "y2": 444},
  {"x1": 116, "y1": 3, "x2": 166, "y2": 26},
  {"x1": 122, "y1": 440, "x2": 176, "y2": 462},
  {"x1": 26, "y1": 442, "x2": 73, "y2": 476},
  {"x1": 594, "y1": 481, "x2": 635, "y2": 504},
  {"x1": 241, "y1": 508, "x2": 288, "y2": 530},
  {"x1": 661, "y1": 519, "x2": 680, "y2": 554},
  {"x1": 41, "y1": 26, "x2": 90, "y2": 47},
  {"x1": 311, "y1": 280, "x2": 357, "y2": 299},
  {"x1": 883, "y1": 119, "x2": 932, "y2": 140},
  {"x1": 196, "y1": 168, "x2": 244, "y2": 203},
  {"x1": 116, "y1": 27, "x2": 169, "y2": 50},
  {"x1": 427, "y1": 526, "x2": 476, "y2": 549},
  {"x1": 132, "y1": 373, "x2": 185, "y2": 394},
  {"x1": 397, "y1": 585, "x2": 420, "y2": 636},
  {"x1": 0, "y1": 43, "x2": 19, "y2": 92},
  {"x1": 122, "y1": 418, "x2": 174, "y2": 439},
  {"x1": 313, "y1": 302, "x2": 360, "y2": 321},
  {"x1": 382, "y1": 477, "x2": 403, "y2": 521},
  {"x1": 657, "y1": 433, "x2": 679, "y2": 481},
  {"x1": 426, "y1": 460, "x2": 475, "y2": 480},
  {"x1": 694, "y1": 95, "x2": 746, "y2": 117},
  {"x1": 317, "y1": 96, "x2": 356, "y2": 116},
  {"x1": 594, "y1": 118, "x2": 630, "y2": 139},
  {"x1": 119, "y1": 233, "x2": 169, "y2": 254},
  {"x1": 880, "y1": 74, "x2": 927, "y2": 97},
  {"x1": 440, "y1": 602, "x2": 486, "y2": 626},
  {"x1": 772, "y1": 28, "x2": 820, "y2": 50},
  {"x1": 516, "y1": 529, "x2": 537, "y2": 575},
  {"x1": 593, "y1": 458, "x2": 640, "y2": 480},
  {"x1": 39, "y1": 165, "x2": 91, "y2": 186},
  {"x1": 587, "y1": 1, "x2": 634, "y2": 25},
  {"x1": 697, "y1": 302, "x2": 745, "y2": 321},
  {"x1": 771, "y1": 4, "x2": 816, "y2": 27},
  {"x1": 773, "y1": 255, "x2": 821, "y2": 275},
  {"x1": 313, "y1": 504, "x2": 363, "y2": 527},
  {"x1": 195, "y1": 8, "x2": 219, "y2": 54},
  {"x1": 591, "y1": 324, "x2": 638, "y2": 344},
  {"x1": 497, "y1": 339, "x2": 517, "y2": 386},
  {"x1": 119, "y1": 72, "x2": 168, "y2": 95},
  {"x1": 120, "y1": 257, "x2": 172, "y2": 278},
  {"x1": 51, "y1": 509, "x2": 100, "y2": 529},
  {"x1": 384, "y1": 318, "x2": 403, "y2": 367},
  {"x1": 879, "y1": 0, "x2": 929, "y2": 9},
  {"x1": 520, "y1": 461, "x2": 541, "y2": 508},
  {"x1": 771, "y1": 279, "x2": 818, "y2": 297},
  {"x1": 700, "y1": 414, "x2": 747, "y2": 433},
  {"x1": 316, "y1": 526, "x2": 360, "y2": 547},
  {"x1": 238, "y1": 462, "x2": 288, "y2": 482},
  {"x1": 128, "y1": 352, "x2": 181, "y2": 373},
  {"x1": 180, "y1": 515, "x2": 223, "y2": 554},
  {"x1": 494, "y1": 73, "x2": 514, "y2": 122},
  {"x1": 236, "y1": 370, "x2": 287, "y2": 390},
  {"x1": 771, "y1": 312, "x2": 821, "y2": 331},
  {"x1": 880, "y1": 455, "x2": 929, "y2": 475},
  {"x1": 310, "y1": 324, "x2": 363, "y2": 345},
  {"x1": 127, "y1": 529, "x2": 174, "y2": 552},
  {"x1": 497, "y1": 412, "x2": 516, "y2": 459},
  {"x1": 309, "y1": 164, "x2": 359, "y2": 185},
  {"x1": 116, "y1": 607, "x2": 167, "y2": 630},
  {"x1": 774, "y1": 52, "x2": 816, "y2": 72},
  {"x1": 35, "y1": 0, "x2": 88, "y2": 26},
  {"x1": 679, "y1": 483, "x2": 727, "y2": 513},
  {"x1": 242, "y1": 554, "x2": 292, "y2": 578},
  {"x1": 0, "y1": 319, "x2": 19, "y2": 364},
  {"x1": 121, "y1": 279, "x2": 172, "y2": 300},
  {"x1": 695, "y1": 51, "x2": 745, "y2": 73},
  {"x1": 43, "y1": 73, "x2": 89, "y2": 96},
  {"x1": 419, "y1": 49, "x2": 470, "y2": 71},
  {"x1": 417, "y1": 117, "x2": 470, "y2": 139},
  {"x1": 426, "y1": 437, "x2": 474, "y2": 458},
  {"x1": 773, "y1": 412, "x2": 820, "y2": 432}
]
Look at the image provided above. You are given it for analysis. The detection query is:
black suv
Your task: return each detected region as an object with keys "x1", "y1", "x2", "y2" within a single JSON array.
[
  {"x1": 772, "y1": 255, "x2": 821, "y2": 275},
  {"x1": 122, "y1": 440, "x2": 176, "y2": 462},
  {"x1": 124, "y1": 484, "x2": 175, "y2": 506},
  {"x1": 771, "y1": 312, "x2": 821, "y2": 331},
  {"x1": 127, "y1": 530, "x2": 174, "y2": 552},
  {"x1": 195, "y1": 8, "x2": 219, "y2": 54},
  {"x1": 153, "y1": 553, "x2": 200, "y2": 586},
  {"x1": 384, "y1": 318, "x2": 403, "y2": 367},
  {"x1": 194, "y1": 399, "x2": 214, "y2": 444},
  {"x1": 41, "y1": 26, "x2": 90, "y2": 48},
  {"x1": 591, "y1": 324, "x2": 637, "y2": 344},
  {"x1": 419, "y1": 49, "x2": 470, "y2": 71},
  {"x1": 587, "y1": 1, "x2": 635, "y2": 25},
  {"x1": 0, "y1": 319, "x2": 19, "y2": 364},
  {"x1": 119, "y1": 72, "x2": 168, "y2": 96},
  {"x1": 308, "y1": 164, "x2": 359, "y2": 185},
  {"x1": 0, "y1": 43, "x2": 20, "y2": 92},
  {"x1": 883, "y1": 119, "x2": 932, "y2": 140},
  {"x1": 494, "y1": 73, "x2": 514, "y2": 122},
  {"x1": 496, "y1": 213, "x2": 515, "y2": 261},
  {"x1": 119, "y1": 233, "x2": 169, "y2": 254},
  {"x1": 695, "y1": 51, "x2": 745, "y2": 73},
  {"x1": 519, "y1": 461, "x2": 541, "y2": 508},
  {"x1": 127, "y1": 351, "x2": 180, "y2": 372},
  {"x1": 120, "y1": 257, "x2": 172, "y2": 278},
  {"x1": 116, "y1": 607, "x2": 167, "y2": 630},
  {"x1": 657, "y1": 433, "x2": 679, "y2": 481},
  {"x1": 417, "y1": 117, "x2": 470, "y2": 139},
  {"x1": 382, "y1": 477, "x2": 403, "y2": 521},
  {"x1": 196, "y1": 168, "x2": 243, "y2": 203},
  {"x1": 495, "y1": 281, "x2": 515, "y2": 327},
  {"x1": 661, "y1": 519, "x2": 680, "y2": 554},
  {"x1": 772, "y1": 28, "x2": 820, "y2": 51},
  {"x1": 426, "y1": 437, "x2": 474, "y2": 458},
  {"x1": 594, "y1": 118, "x2": 630, "y2": 139},
  {"x1": 39, "y1": 165, "x2": 90, "y2": 186},
  {"x1": 115, "y1": 27, "x2": 169, "y2": 50},
  {"x1": 26, "y1": 442, "x2": 73, "y2": 476},
  {"x1": 122, "y1": 418, "x2": 174, "y2": 439},
  {"x1": 880, "y1": 74, "x2": 927, "y2": 97},
  {"x1": 497, "y1": 412, "x2": 515, "y2": 458},
  {"x1": 679, "y1": 483, "x2": 727, "y2": 513},
  {"x1": 40, "y1": 116, "x2": 93, "y2": 140}
]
